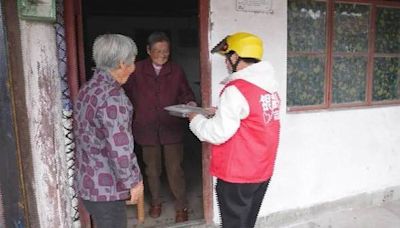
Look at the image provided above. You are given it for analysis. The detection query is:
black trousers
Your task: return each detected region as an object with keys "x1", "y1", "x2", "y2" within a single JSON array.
[
  {"x1": 82, "y1": 199, "x2": 127, "y2": 228},
  {"x1": 216, "y1": 178, "x2": 270, "y2": 228}
]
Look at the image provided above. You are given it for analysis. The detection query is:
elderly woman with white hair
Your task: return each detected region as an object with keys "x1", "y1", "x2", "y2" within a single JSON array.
[{"x1": 73, "y1": 34, "x2": 143, "y2": 228}]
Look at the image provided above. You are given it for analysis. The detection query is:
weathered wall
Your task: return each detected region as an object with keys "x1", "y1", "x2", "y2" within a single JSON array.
[
  {"x1": 210, "y1": 0, "x2": 400, "y2": 225},
  {"x1": 19, "y1": 20, "x2": 72, "y2": 228}
]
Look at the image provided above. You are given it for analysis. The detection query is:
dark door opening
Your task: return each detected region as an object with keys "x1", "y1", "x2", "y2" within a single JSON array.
[{"x1": 80, "y1": 1, "x2": 205, "y2": 227}]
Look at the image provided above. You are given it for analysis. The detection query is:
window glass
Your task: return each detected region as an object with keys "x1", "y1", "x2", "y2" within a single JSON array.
[
  {"x1": 287, "y1": 1, "x2": 400, "y2": 110},
  {"x1": 373, "y1": 7, "x2": 400, "y2": 102},
  {"x1": 375, "y1": 7, "x2": 400, "y2": 53},
  {"x1": 288, "y1": 0, "x2": 326, "y2": 107},
  {"x1": 288, "y1": 0, "x2": 326, "y2": 52},
  {"x1": 331, "y1": 3, "x2": 369, "y2": 104},
  {"x1": 287, "y1": 56, "x2": 325, "y2": 106},
  {"x1": 373, "y1": 57, "x2": 400, "y2": 101},
  {"x1": 334, "y1": 3, "x2": 370, "y2": 52},
  {"x1": 332, "y1": 57, "x2": 367, "y2": 103}
]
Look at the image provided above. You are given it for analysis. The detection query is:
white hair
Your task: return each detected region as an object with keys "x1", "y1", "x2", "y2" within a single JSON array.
[{"x1": 93, "y1": 34, "x2": 138, "y2": 72}]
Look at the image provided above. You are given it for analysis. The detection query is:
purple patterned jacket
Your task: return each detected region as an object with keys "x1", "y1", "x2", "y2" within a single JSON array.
[{"x1": 73, "y1": 70, "x2": 142, "y2": 202}]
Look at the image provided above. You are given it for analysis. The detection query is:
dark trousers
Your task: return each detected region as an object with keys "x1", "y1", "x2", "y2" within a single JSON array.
[
  {"x1": 142, "y1": 143, "x2": 187, "y2": 209},
  {"x1": 216, "y1": 178, "x2": 270, "y2": 228},
  {"x1": 82, "y1": 199, "x2": 127, "y2": 228}
]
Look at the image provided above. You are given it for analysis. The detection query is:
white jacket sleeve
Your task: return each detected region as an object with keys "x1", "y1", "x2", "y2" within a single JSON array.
[{"x1": 189, "y1": 86, "x2": 249, "y2": 145}]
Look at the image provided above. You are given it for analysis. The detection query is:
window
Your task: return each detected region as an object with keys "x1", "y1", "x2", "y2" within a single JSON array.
[{"x1": 287, "y1": 0, "x2": 400, "y2": 111}]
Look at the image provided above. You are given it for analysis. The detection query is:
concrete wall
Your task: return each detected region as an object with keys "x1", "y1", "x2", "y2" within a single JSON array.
[
  {"x1": 19, "y1": 21, "x2": 72, "y2": 228},
  {"x1": 210, "y1": 0, "x2": 400, "y2": 225}
]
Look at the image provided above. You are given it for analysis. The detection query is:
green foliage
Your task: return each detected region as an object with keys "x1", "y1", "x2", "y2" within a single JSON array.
[
  {"x1": 288, "y1": 0, "x2": 326, "y2": 52},
  {"x1": 334, "y1": 3, "x2": 370, "y2": 52},
  {"x1": 287, "y1": 0, "x2": 326, "y2": 107},
  {"x1": 373, "y1": 57, "x2": 400, "y2": 101},
  {"x1": 287, "y1": 56, "x2": 325, "y2": 106},
  {"x1": 376, "y1": 8, "x2": 400, "y2": 53},
  {"x1": 332, "y1": 57, "x2": 367, "y2": 103}
]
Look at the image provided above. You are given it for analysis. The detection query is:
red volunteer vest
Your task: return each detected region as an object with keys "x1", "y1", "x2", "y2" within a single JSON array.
[{"x1": 211, "y1": 79, "x2": 280, "y2": 183}]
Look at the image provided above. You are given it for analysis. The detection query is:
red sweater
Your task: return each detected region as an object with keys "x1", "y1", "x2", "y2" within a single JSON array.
[
  {"x1": 123, "y1": 58, "x2": 195, "y2": 145},
  {"x1": 211, "y1": 79, "x2": 280, "y2": 183}
]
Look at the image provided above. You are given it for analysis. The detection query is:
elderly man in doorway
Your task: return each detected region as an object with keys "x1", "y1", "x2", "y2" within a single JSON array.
[{"x1": 123, "y1": 31, "x2": 196, "y2": 223}]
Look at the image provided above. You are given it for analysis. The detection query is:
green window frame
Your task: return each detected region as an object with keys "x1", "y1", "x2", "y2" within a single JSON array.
[{"x1": 287, "y1": 0, "x2": 400, "y2": 111}]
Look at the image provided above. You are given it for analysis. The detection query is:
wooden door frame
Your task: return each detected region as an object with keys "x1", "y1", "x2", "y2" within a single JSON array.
[
  {"x1": 65, "y1": 0, "x2": 214, "y2": 225},
  {"x1": 1, "y1": 1, "x2": 39, "y2": 227},
  {"x1": 64, "y1": 0, "x2": 91, "y2": 227},
  {"x1": 198, "y1": 0, "x2": 213, "y2": 224}
]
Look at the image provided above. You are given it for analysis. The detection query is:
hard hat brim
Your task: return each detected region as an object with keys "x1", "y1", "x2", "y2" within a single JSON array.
[{"x1": 211, "y1": 36, "x2": 229, "y2": 54}]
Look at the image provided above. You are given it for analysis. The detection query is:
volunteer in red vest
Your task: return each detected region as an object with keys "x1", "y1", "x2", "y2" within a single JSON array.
[{"x1": 187, "y1": 32, "x2": 281, "y2": 228}]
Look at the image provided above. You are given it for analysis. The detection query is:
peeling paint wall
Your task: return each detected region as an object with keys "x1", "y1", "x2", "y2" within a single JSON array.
[
  {"x1": 19, "y1": 20, "x2": 73, "y2": 228},
  {"x1": 210, "y1": 0, "x2": 400, "y2": 225}
]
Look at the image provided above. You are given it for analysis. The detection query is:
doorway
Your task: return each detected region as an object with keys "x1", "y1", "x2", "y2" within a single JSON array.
[{"x1": 75, "y1": 0, "x2": 212, "y2": 227}]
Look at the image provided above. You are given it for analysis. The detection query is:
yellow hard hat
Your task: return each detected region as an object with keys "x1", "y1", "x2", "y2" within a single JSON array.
[{"x1": 211, "y1": 32, "x2": 263, "y2": 60}]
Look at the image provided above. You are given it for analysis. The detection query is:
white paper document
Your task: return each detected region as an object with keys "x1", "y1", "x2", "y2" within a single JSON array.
[{"x1": 164, "y1": 104, "x2": 209, "y2": 118}]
